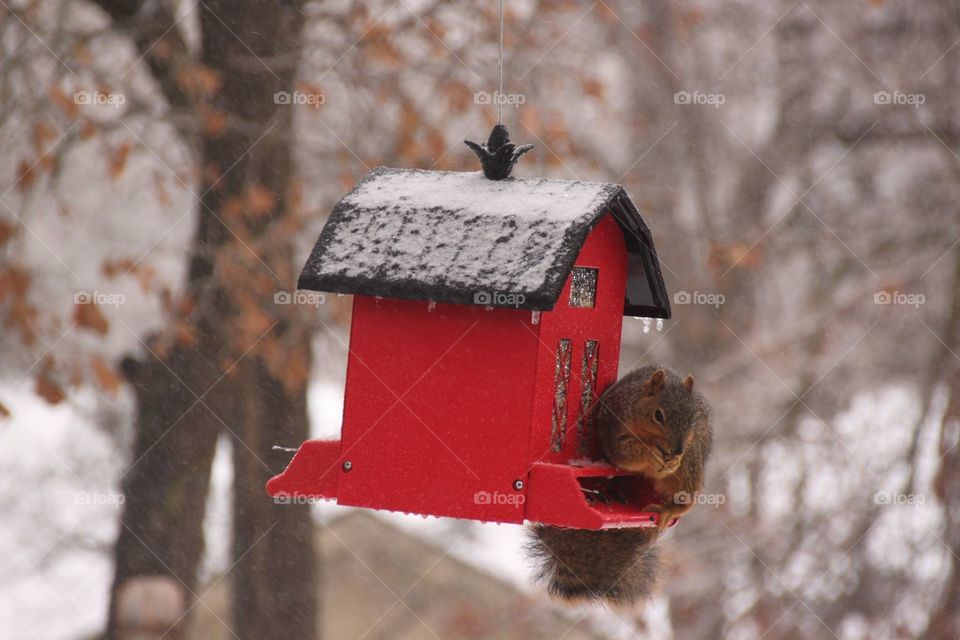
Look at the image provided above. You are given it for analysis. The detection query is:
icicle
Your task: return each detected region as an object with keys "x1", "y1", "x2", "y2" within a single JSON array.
[
  {"x1": 427, "y1": 300, "x2": 436, "y2": 312},
  {"x1": 656, "y1": 318, "x2": 664, "y2": 332},
  {"x1": 531, "y1": 311, "x2": 541, "y2": 325},
  {"x1": 641, "y1": 317, "x2": 651, "y2": 333}
]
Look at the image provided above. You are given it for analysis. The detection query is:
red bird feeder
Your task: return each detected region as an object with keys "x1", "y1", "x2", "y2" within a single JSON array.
[{"x1": 268, "y1": 165, "x2": 672, "y2": 529}]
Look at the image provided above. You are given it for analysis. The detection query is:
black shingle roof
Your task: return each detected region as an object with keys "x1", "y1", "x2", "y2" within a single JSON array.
[{"x1": 298, "y1": 167, "x2": 671, "y2": 318}]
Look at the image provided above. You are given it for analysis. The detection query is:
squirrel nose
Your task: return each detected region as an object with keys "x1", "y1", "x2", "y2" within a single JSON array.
[{"x1": 671, "y1": 445, "x2": 683, "y2": 457}]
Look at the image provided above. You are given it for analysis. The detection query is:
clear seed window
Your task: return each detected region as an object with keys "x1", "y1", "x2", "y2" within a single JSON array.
[{"x1": 569, "y1": 267, "x2": 599, "y2": 308}]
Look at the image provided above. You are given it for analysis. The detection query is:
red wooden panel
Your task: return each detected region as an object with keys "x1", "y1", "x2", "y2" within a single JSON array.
[
  {"x1": 336, "y1": 296, "x2": 540, "y2": 522},
  {"x1": 526, "y1": 213, "x2": 628, "y2": 466}
]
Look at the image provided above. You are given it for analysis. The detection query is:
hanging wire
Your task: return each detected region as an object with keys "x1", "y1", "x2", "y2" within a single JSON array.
[{"x1": 498, "y1": 0, "x2": 504, "y2": 124}]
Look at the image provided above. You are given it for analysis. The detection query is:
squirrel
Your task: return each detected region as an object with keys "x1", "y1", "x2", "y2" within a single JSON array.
[{"x1": 527, "y1": 365, "x2": 713, "y2": 606}]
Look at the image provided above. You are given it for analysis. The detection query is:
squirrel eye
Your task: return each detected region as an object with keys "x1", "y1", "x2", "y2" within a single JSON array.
[{"x1": 654, "y1": 409, "x2": 666, "y2": 425}]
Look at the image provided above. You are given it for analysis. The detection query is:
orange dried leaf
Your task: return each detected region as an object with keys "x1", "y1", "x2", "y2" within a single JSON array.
[
  {"x1": 0, "y1": 266, "x2": 30, "y2": 300},
  {"x1": 5, "y1": 298, "x2": 38, "y2": 345},
  {"x1": 33, "y1": 121, "x2": 57, "y2": 154},
  {"x1": 173, "y1": 321, "x2": 198, "y2": 347},
  {"x1": 80, "y1": 119, "x2": 98, "y2": 138},
  {"x1": 365, "y1": 25, "x2": 402, "y2": 65},
  {"x1": 204, "y1": 162, "x2": 224, "y2": 190},
  {"x1": 245, "y1": 184, "x2": 275, "y2": 217},
  {"x1": 281, "y1": 349, "x2": 309, "y2": 394},
  {"x1": 222, "y1": 196, "x2": 244, "y2": 219},
  {"x1": 200, "y1": 107, "x2": 228, "y2": 137},
  {"x1": 72, "y1": 41, "x2": 94, "y2": 66},
  {"x1": 109, "y1": 142, "x2": 133, "y2": 181},
  {"x1": 0, "y1": 220, "x2": 14, "y2": 248},
  {"x1": 36, "y1": 367, "x2": 66, "y2": 405},
  {"x1": 153, "y1": 171, "x2": 172, "y2": 206},
  {"x1": 101, "y1": 257, "x2": 136, "y2": 278},
  {"x1": 175, "y1": 64, "x2": 222, "y2": 96},
  {"x1": 135, "y1": 265, "x2": 156, "y2": 293},
  {"x1": 91, "y1": 357, "x2": 123, "y2": 394},
  {"x1": 0, "y1": 401, "x2": 9, "y2": 418},
  {"x1": 425, "y1": 129, "x2": 446, "y2": 160},
  {"x1": 38, "y1": 152, "x2": 57, "y2": 173},
  {"x1": 442, "y1": 81, "x2": 473, "y2": 112},
  {"x1": 581, "y1": 77, "x2": 604, "y2": 99},
  {"x1": 16, "y1": 160, "x2": 37, "y2": 192},
  {"x1": 74, "y1": 301, "x2": 109, "y2": 335},
  {"x1": 49, "y1": 85, "x2": 79, "y2": 118}
]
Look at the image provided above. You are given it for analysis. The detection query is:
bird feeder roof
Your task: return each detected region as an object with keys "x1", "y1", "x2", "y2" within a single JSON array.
[{"x1": 298, "y1": 167, "x2": 671, "y2": 318}]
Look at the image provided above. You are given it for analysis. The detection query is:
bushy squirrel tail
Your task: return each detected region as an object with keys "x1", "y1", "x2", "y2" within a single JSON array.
[{"x1": 526, "y1": 525, "x2": 660, "y2": 606}]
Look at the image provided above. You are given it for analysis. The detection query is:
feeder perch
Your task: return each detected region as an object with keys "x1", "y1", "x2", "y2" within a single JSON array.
[{"x1": 267, "y1": 165, "x2": 672, "y2": 529}]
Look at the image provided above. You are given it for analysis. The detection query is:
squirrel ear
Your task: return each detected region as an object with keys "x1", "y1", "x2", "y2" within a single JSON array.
[
  {"x1": 683, "y1": 375, "x2": 695, "y2": 393},
  {"x1": 646, "y1": 369, "x2": 666, "y2": 396}
]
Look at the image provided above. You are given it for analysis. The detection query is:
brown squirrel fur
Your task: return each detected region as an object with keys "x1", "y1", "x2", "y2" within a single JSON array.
[{"x1": 528, "y1": 365, "x2": 713, "y2": 606}]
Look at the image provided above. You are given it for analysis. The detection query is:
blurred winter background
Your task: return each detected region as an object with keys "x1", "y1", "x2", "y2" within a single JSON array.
[{"x1": 2, "y1": 0, "x2": 959, "y2": 638}]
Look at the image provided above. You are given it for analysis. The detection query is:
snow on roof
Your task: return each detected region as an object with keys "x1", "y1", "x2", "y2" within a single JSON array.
[{"x1": 298, "y1": 167, "x2": 670, "y2": 317}]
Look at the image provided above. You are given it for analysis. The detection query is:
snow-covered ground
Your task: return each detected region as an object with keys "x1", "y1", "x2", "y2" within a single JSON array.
[{"x1": 0, "y1": 387, "x2": 131, "y2": 640}]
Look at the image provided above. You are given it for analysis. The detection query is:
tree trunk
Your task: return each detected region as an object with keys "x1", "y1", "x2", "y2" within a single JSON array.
[{"x1": 105, "y1": 1, "x2": 317, "y2": 639}]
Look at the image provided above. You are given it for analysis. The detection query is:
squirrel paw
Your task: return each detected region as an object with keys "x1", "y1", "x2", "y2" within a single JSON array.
[{"x1": 646, "y1": 504, "x2": 687, "y2": 532}]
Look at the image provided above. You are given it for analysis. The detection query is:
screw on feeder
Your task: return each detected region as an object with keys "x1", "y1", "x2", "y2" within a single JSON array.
[
  {"x1": 342, "y1": 460, "x2": 353, "y2": 472},
  {"x1": 513, "y1": 479, "x2": 524, "y2": 491}
]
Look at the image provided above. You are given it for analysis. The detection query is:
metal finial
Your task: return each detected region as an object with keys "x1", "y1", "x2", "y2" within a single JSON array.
[{"x1": 464, "y1": 124, "x2": 534, "y2": 180}]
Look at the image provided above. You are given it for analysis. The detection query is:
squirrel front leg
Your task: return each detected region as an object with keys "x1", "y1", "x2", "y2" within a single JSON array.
[{"x1": 648, "y1": 431, "x2": 708, "y2": 531}]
